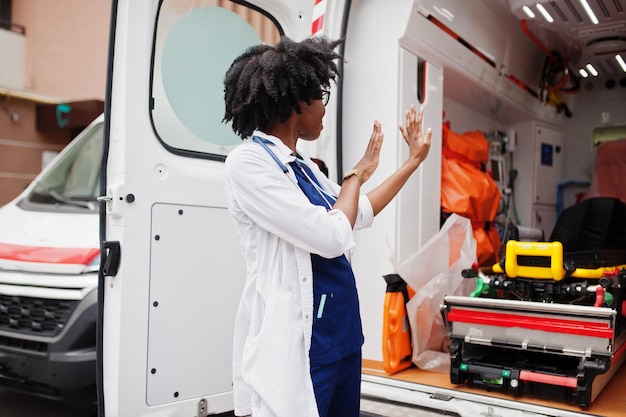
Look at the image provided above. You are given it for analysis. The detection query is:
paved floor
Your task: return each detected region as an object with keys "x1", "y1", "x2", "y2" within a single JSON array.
[{"x1": 0, "y1": 389, "x2": 96, "y2": 417}]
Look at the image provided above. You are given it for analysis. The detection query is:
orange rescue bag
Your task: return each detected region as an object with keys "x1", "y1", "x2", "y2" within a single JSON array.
[
  {"x1": 441, "y1": 125, "x2": 501, "y2": 266},
  {"x1": 382, "y1": 274, "x2": 415, "y2": 374}
]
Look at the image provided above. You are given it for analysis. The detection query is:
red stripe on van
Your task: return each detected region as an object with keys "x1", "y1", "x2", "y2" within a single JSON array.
[
  {"x1": 447, "y1": 308, "x2": 614, "y2": 339},
  {"x1": 0, "y1": 243, "x2": 99, "y2": 265}
]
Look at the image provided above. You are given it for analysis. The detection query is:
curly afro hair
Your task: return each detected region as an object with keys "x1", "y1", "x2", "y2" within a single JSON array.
[{"x1": 223, "y1": 36, "x2": 343, "y2": 139}]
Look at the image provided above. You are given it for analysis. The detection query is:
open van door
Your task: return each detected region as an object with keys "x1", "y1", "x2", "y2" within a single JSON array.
[{"x1": 100, "y1": 1, "x2": 322, "y2": 416}]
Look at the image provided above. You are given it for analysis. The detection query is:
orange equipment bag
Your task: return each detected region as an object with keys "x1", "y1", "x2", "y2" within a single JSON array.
[
  {"x1": 382, "y1": 273, "x2": 415, "y2": 374},
  {"x1": 441, "y1": 125, "x2": 501, "y2": 266}
]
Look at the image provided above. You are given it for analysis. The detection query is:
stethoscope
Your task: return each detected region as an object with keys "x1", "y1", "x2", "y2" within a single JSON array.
[
  {"x1": 252, "y1": 136, "x2": 289, "y2": 173},
  {"x1": 252, "y1": 136, "x2": 336, "y2": 209}
]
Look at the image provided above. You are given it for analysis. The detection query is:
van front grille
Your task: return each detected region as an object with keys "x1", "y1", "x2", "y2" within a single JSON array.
[
  {"x1": 0, "y1": 295, "x2": 79, "y2": 336},
  {"x1": 0, "y1": 334, "x2": 48, "y2": 352}
]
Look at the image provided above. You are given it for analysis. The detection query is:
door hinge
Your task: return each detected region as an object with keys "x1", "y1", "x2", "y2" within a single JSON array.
[{"x1": 197, "y1": 398, "x2": 208, "y2": 417}]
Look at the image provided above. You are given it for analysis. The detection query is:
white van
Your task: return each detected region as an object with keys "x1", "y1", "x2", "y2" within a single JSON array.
[
  {"x1": 100, "y1": 1, "x2": 625, "y2": 416},
  {"x1": 0, "y1": 115, "x2": 103, "y2": 404},
  {"x1": 4, "y1": 0, "x2": 625, "y2": 416}
]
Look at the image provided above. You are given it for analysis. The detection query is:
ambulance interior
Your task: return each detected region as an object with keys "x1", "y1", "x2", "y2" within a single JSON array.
[{"x1": 360, "y1": 1, "x2": 626, "y2": 414}]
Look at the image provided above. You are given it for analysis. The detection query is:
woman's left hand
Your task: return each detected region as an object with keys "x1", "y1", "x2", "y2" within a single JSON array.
[{"x1": 398, "y1": 105, "x2": 432, "y2": 170}]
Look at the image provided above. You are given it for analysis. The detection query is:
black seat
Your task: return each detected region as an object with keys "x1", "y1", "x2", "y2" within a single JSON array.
[{"x1": 549, "y1": 197, "x2": 626, "y2": 267}]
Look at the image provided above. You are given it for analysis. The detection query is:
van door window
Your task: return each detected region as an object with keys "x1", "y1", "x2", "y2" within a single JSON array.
[{"x1": 151, "y1": 0, "x2": 280, "y2": 158}]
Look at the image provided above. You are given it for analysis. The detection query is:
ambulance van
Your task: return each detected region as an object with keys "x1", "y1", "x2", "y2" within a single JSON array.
[
  {"x1": 102, "y1": 1, "x2": 626, "y2": 416},
  {"x1": 0, "y1": 115, "x2": 103, "y2": 403},
  {"x1": 6, "y1": 0, "x2": 626, "y2": 416}
]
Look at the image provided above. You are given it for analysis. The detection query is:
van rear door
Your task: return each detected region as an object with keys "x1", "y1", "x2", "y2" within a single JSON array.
[{"x1": 101, "y1": 1, "x2": 313, "y2": 416}]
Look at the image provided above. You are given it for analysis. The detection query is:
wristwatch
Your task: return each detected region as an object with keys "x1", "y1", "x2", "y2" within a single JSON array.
[{"x1": 343, "y1": 168, "x2": 364, "y2": 185}]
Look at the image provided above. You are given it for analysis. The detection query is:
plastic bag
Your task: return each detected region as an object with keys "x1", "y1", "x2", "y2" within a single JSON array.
[{"x1": 392, "y1": 213, "x2": 476, "y2": 373}]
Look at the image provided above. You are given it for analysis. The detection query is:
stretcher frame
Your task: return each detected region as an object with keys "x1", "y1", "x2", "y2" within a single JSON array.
[{"x1": 441, "y1": 240, "x2": 626, "y2": 407}]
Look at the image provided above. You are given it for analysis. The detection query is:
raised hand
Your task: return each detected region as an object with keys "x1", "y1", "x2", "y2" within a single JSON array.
[
  {"x1": 364, "y1": 105, "x2": 432, "y2": 216},
  {"x1": 398, "y1": 105, "x2": 432, "y2": 169},
  {"x1": 353, "y1": 120, "x2": 384, "y2": 184}
]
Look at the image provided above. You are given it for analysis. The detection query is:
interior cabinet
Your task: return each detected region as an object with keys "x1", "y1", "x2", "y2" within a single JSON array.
[{"x1": 511, "y1": 122, "x2": 564, "y2": 239}]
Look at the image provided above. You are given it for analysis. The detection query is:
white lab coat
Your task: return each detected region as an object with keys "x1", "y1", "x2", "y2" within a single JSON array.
[{"x1": 225, "y1": 131, "x2": 374, "y2": 417}]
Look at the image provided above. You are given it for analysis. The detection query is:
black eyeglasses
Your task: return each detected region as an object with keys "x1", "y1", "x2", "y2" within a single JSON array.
[{"x1": 320, "y1": 89, "x2": 330, "y2": 106}]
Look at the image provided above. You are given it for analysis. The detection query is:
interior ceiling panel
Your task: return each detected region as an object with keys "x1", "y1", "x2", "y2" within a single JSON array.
[{"x1": 508, "y1": 0, "x2": 626, "y2": 78}]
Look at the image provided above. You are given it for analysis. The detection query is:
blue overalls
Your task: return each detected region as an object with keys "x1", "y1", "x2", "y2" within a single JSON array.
[{"x1": 253, "y1": 137, "x2": 363, "y2": 417}]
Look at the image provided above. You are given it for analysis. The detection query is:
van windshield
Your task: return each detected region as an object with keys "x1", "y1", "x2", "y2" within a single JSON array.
[{"x1": 24, "y1": 122, "x2": 103, "y2": 211}]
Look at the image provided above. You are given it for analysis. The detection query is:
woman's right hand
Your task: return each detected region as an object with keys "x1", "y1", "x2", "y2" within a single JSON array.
[
  {"x1": 398, "y1": 105, "x2": 431, "y2": 170},
  {"x1": 353, "y1": 120, "x2": 384, "y2": 183}
]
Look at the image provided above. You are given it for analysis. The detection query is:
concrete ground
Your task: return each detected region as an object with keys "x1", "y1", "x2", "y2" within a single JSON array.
[{"x1": 0, "y1": 389, "x2": 96, "y2": 417}]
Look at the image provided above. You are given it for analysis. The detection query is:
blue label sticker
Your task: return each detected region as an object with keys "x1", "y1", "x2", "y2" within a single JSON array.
[{"x1": 540, "y1": 143, "x2": 553, "y2": 166}]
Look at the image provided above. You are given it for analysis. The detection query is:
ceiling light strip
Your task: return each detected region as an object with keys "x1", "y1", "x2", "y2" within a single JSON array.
[
  {"x1": 586, "y1": 63, "x2": 599, "y2": 75},
  {"x1": 523, "y1": 5, "x2": 536, "y2": 18},
  {"x1": 579, "y1": 0, "x2": 600, "y2": 24},
  {"x1": 536, "y1": 3, "x2": 555, "y2": 21},
  {"x1": 616, "y1": 55, "x2": 626, "y2": 72}
]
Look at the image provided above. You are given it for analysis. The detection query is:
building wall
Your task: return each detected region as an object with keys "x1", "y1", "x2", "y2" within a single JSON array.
[
  {"x1": 0, "y1": 0, "x2": 110, "y2": 205},
  {"x1": 12, "y1": 0, "x2": 110, "y2": 100},
  {"x1": 0, "y1": 99, "x2": 69, "y2": 203}
]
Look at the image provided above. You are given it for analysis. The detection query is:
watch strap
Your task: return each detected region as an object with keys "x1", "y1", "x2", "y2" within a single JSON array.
[{"x1": 343, "y1": 168, "x2": 364, "y2": 185}]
